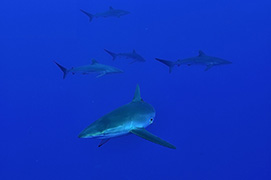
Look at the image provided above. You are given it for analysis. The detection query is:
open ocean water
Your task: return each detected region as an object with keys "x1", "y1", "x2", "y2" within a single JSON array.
[{"x1": 0, "y1": 0, "x2": 271, "y2": 179}]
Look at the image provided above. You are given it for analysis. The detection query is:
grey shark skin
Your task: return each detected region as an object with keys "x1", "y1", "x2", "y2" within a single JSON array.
[
  {"x1": 104, "y1": 49, "x2": 146, "y2": 63},
  {"x1": 54, "y1": 59, "x2": 123, "y2": 79},
  {"x1": 78, "y1": 85, "x2": 176, "y2": 149},
  {"x1": 155, "y1": 50, "x2": 232, "y2": 73},
  {"x1": 80, "y1": 6, "x2": 130, "y2": 22}
]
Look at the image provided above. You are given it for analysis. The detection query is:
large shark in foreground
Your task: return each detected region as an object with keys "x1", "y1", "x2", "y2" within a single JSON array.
[
  {"x1": 155, "y1": 50, "x2": 232, "y2": 73},
  {"x1": 104, "y1": 49, "x2": 146, "y2": 63},
  {"x1": 54, "y1": 59, "x2": 123, "y2": 79},
  {"x1": 80, "y1": 6, "x2": 130, "y2": 22},
  {"x1": 78, "y1": 85, "x2": 176, "y2": 149}
]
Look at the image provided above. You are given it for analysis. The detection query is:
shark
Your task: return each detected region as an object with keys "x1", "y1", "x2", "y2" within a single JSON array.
[
  {"x1": 80, "y1": 6, "x2": 130, "y2": 22},
  {"x1": 104, "y1": 49, "x2": 146, "y2": 63},
  {"x1": 78, "y1": 85, "x2": 176, "y2": 149},
  {"x1": 155, "y1": 50, "x2": 232, "y2": 73},
  {"x1": 54, "y1": 59, "x2": 123, "y2": 79}
]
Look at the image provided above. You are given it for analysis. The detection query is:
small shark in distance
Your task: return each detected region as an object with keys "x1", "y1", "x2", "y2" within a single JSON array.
[
  {"x1": 104, "y1": 49, "x2": 146, "y2": 63},
  {"x1": 78, "y1": 85, "x2": 176, "y2": 149},
  {"x1": 54, "y1": 59, "x2": 123, "y2": 79},
  {"x1": 80, "y1": 6, "x2": 130, "y2": 22},
  {"x1": 155, "y1": 50, "x2": 232, "y2": 73}
]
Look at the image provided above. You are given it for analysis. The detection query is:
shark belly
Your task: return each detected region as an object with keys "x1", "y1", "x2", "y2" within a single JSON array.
[
  {"x1": 71, "y1": 65, "x2": 106, "y2": 74},
  {"x1": 94, "y1": 126, "x2": 131, "y2": 139}
]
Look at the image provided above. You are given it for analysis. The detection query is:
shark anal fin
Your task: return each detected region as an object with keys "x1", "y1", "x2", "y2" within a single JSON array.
[
  {"x1": 98, "y1": 139, "x2": 110, "y2": 147},
  {"x1": 130, "y1": 128, "x2": 176, "y2": 149}
]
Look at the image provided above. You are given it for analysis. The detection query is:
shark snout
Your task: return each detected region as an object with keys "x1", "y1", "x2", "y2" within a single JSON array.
[
  {"x1": 78, "y1": 130, "x2": 91, "y2": 138},
  {"x1": 220, "y1": 59, "x2": 232, "y2": 65},
  {"x1": 78, "y1": 132, "x2": 87, "y2": 138},
  {"x1": 113, "y1": 69, "x2": 124, "y2": 73},
  {"x1": 226, "y1": 61, "x2": 232, "y2": 64},
  {"x1": 124, "y1": 11, "x2": 130, "y2": 15}
]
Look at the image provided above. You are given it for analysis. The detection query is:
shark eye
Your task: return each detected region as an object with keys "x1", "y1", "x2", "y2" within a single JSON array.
[{"x1": 150, "y1": 118, "x2": 153, "y2": 122}]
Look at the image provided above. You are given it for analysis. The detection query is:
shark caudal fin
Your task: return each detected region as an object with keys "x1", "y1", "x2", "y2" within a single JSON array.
[
  {"x1": 155, "y1": 58, "x2": 176, "y2": 73},
  {"x1": 80, "y1": 9, "x2": 94, "y2": 22},
  {"x1": 131, "y1": 128, "x2": 176, "y2": 149},
  {"x1": 104, "y1": 49, "x2": 117, "y2": 60},
  {"x1": 54, "y1": 61, "x2": 69, "y2": 79}
]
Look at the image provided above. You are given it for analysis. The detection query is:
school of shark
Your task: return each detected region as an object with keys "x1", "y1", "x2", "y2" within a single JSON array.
[{"x1": 55, "y1": 6, "x2": 232, "y2": 149}]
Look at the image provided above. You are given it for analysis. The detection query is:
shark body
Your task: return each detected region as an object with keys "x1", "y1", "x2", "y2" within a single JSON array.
[
  {"x1": 78, "y1": 85, "x2": 176, "y2": 149},
  {"x1": 104, "y1": 49, "x2": 146, "y2": 63},
  {"x1": 156, "y1": 50, "x2": 232, "y2": 73},
  {"x1": 54, "y1": 59, "x2": 123, "y2": 79},
  {"x1": 80, "y1": 6, "x2": 130, "y2": 22}
]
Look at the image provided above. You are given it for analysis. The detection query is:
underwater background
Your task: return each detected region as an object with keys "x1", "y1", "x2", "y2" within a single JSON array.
[{"x1": 1, "y1": 0, "x2": 271, "y2": 179}]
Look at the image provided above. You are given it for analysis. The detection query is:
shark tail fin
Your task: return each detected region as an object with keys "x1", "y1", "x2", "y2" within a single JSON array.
[
  {"x1": 155, "y1": 58, "x2": 176, "y2": 73},
  {"x1": 104, "y1": 49, "x2": 117, "y2": 61},
  {"x1": 80, "y1": 9, "x2": 93, "y2": 22},
  {"x1": 54, "y1": 61, "x2": 69, "y2": 79}
]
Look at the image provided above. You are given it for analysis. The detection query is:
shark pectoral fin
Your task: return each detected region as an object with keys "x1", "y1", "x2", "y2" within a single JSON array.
[
  {"x1": 130, "y1": 128, "x2": 176, "y2": 149},
  {"x1": 205, "y1": 64, "x2": 213, "y2": 71},
  {"x1": 96, "y1": 72, "x2": 106, "y2": 78},
  {"x1": 169, "y1": 66, "x2": 173, "y2": 73},
  {"x1": 98, "y1": 139, "x2": 110, "y2": 147},
  {"x1": 129, "y1": 60, "x2": 137, "y2": 64}
]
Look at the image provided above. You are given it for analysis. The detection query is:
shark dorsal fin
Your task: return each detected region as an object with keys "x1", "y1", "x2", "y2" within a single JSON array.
[
  {"x1": 198, "y1": 50, "x2": 206, "y2": 57},
  {"x1": 133, "y1": 49, "x2": 136, "y2": 53},
  {"x1": 91, "y1": 59, "x2": 98, "y2": 64},
  {"x1": 109, "y1": 6, "x2": 114, "y2": 10},
  {"x1": 133, "y1": 84, "x2": 142, "y2": 102}
]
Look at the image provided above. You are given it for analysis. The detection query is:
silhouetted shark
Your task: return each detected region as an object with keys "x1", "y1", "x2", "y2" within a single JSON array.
[
  {"x1": 54, "y1": 59, "x2": 123, "y2": 79},
  {"x1": 80, "y1": 6, "x2": 130, "y2": 22},
  {"x1": 78, "y1": 85, "x2": 176, "y2": 149},
  {"x1": 104, "y1": 49, "x2": 146, "y2": 63},
  {"x1": 155, "y1": 50, "x2": 232, "y2": 73}
]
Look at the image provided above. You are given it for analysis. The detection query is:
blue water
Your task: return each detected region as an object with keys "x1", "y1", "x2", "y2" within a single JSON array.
[{"x1": 1, "y1": 0, "x2": 271, "y2": 179}]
